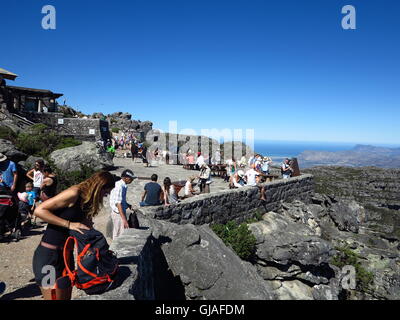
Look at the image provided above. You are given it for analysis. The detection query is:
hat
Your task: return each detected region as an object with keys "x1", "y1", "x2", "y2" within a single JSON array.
[
  {"x1": 121, "y1": 169, "x2": 137, "y2": 179},
  {"x1": 0, "y1": 153, "x2": 7, "y2": 162},
  {"x1": 237, "y1": 170, "x2": 245, "y2": 178}
]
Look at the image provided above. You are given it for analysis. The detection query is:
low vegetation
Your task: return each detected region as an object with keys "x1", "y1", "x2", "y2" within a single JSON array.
[
  {"x1": 331, "y1": 245, "x2": 374, "y2": 293},
  {"x1": 211, "y1": 220, "x2": 257, "y2": 261},
  {"x1": 14, "y1": 124, "x2": 81, "y2": 158},
  {"x1": 53, "y1": 163, "x2": 97, "y2": 193}
]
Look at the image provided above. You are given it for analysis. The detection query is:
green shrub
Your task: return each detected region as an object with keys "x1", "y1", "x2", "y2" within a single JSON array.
[
  {"x1": 54, "y1": 164, "x2": 97, "y2": 193},
  {"x1": 331, "y1": 246, "x2": 374, "y2": 293},
  {"x1": 211, "y1": 221, "x2": 257, "y2": 261},
  {"x1": 0, "y1": 126, "x2": 17, "y2": 143},
  {"x1": 111, "y1": 127, "x2": 120, "y2": 133},
  {"x1": 15, "y1": 124, "x2": 81, "y2": 158}
]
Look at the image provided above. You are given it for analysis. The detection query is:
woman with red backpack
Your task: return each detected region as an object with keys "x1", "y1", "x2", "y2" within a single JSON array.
[{"x1": 32, "y1": 171, "x2": 116, "y2": 300}]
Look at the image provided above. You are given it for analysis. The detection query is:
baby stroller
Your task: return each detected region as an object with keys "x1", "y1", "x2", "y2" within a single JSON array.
[{"x1": 0, "y1": 187, "x2": 26, "y2": 242}]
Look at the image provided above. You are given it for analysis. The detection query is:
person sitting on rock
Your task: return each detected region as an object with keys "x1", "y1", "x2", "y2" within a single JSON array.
[
  {"x1": 162, "y1": 177, "x2": 179, "y2": 206},
  {"x1": 229, "y1": 170, "x2": 246, "y2": 189},
  {"x1": 140, "y1": 174, "x2": 163, "y2": 207},
  {"x1": 184, "y1": 176, "x2": 199, "y2": 198},
  {"x1": 198, "y1": 163, "x2": 212, "y2": 193},
  {"x1": 245, "y1": 164, "x2": 267, "y2": 201}
]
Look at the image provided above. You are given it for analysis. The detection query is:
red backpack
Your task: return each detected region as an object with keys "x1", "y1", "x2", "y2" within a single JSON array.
[{"x1": 56, "y1": 229, "x2": 119, "y2": 296}]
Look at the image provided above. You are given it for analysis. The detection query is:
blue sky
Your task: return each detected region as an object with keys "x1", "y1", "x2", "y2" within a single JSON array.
[{"x1": 1, "y1": 0, "x2": 399, "y2": 144}]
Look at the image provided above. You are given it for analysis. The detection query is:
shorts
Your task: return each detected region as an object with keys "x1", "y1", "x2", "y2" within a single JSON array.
[{"x1": 32, "y1": 245, "x2": 72, "y2": 287}]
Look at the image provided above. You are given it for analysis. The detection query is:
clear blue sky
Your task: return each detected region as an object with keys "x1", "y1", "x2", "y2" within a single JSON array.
[{"x1": 2, "y1": 0, "x2": 399, "y2": 144}]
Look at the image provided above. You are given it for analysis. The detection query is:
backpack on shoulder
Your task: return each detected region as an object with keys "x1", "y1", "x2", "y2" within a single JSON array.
[{"x1": 56, "y1": 228, "x2": 119, "y2": 295}]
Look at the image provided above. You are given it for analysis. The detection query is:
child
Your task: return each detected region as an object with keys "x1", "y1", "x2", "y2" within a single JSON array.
[{"x1": 17, "y1": 182, "x2": 37, "y2": 227}]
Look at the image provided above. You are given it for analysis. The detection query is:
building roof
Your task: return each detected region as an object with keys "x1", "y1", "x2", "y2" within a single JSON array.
[
  {"x1": 0, "y1": 68, "x2": 18, "y2": 80},
  {"x1": 6, "y1": 85, "x2": 63, "y2": 98}
]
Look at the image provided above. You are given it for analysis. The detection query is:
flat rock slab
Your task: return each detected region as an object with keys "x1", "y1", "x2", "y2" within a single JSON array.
[{"x1": 74, "y1": 228, "x2": 151, "y2": 300}]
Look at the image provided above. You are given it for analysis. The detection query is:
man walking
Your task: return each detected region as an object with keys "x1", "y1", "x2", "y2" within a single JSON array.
[{"x1": 109, "y1": 169, "x2": 136, "y2": 240}]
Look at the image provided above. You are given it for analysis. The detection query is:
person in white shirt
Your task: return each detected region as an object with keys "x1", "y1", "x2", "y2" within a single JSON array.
[
  {"x1": 245, "y1": 164, "x2": 259, "y2": 186},
  {"x1": 261, "y1": 157, "x2": 272, "y2": 175},
  {"x1": 26, "y1": 159, "x2": 45, "y2": 197},
  {"x1": 195, "y1": 152, "x2": 205, "y2": 170},
  {"x1": 198, "y1": 163, "x2": 212, "y2": 193},
  {"x1": 245, "y1": 164, "x2": 267, "y2": 201},
  {"x1": 109, "y1": 169, "x2": 136, "y2": 239},
  {"x1": 230, "y1": 170, "x2": 246, "y2": 188},
  {"x1": 162, "y1": 177, "x2": 179, "y2": 205},
  {"x1": 184, "y1": 176, "x2": 198, "y2": 198}
]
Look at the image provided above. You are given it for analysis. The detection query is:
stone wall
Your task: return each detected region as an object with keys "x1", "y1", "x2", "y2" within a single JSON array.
[
  {"x1": 18, "y1": 111, "x2": 110, "y2": 141},
  {"x1": 140, "y1": 174, "x2": 315, "y2": 225}
]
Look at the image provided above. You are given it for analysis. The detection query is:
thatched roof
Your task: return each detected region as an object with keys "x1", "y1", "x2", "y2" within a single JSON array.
[{"x1": 0, "y1": 68, "x2": 18, "y2": 80}]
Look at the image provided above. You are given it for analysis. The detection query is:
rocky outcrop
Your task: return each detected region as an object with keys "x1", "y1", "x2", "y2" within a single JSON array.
[
  {"x1": 145, "y1": 218, "x2": 276, "y2": 300},
  {"x1": 248, "y1": 211, "x2": 337, "y2": 300},
  {"x1": 50, "y1": 141, "x2": 114, "y2": 172},
  {"x1": 265, "y1": 194, "x2": 400, "y2": 300},
  {"x1": 0, "y1": 139, "x2": 27, "y2": 163},
  {"x1": 92, "y1": 112, "x2": 153, "y2": 136},
  {"x1": 303, "y1": 166, "x2": 400, "y2": 210}
]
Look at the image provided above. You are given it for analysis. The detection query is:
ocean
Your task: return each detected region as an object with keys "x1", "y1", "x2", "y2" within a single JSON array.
[{"x1": 253, "y1": 140, "x2": 356, "y2": 164}]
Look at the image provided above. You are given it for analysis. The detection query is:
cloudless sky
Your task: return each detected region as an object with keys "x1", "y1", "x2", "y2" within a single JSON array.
[{"x1": 1, "y1": 0, "x2": 399, "y2": 144}]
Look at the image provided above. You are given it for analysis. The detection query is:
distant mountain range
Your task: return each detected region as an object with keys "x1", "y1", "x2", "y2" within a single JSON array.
[{"x1": 297, "y1": 144, "x2": 400, "y2": 168}]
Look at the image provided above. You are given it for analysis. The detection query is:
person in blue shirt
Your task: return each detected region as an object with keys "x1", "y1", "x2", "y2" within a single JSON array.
[{"x1": 0, "y1": 153, "x2": 18, "y2": 193}]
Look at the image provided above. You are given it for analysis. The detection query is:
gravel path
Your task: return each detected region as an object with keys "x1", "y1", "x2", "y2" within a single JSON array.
[{"x1": 0, "y1": 158, "x2": 229, "y2": 300}]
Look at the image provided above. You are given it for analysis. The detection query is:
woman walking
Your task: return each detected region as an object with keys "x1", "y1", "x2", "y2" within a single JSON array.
[{"x1": 32, "y1": 171, "x2": 115, "y2": 300}]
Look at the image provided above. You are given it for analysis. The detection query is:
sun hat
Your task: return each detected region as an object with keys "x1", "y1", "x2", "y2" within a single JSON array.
[
  {"x1": 121, "y1": 169, "x2": 137, "y2": 179},
  {"x1": 237, "y1": 170, "x2": 245, "y2": 178},
  {"x1": 0, "y1": 153, "x2": 7, "y2": 162}
]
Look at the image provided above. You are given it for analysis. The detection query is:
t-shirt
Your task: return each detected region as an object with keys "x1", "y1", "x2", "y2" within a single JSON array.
[
  {"x1": 184, "y1": 180, "x2": 192, "y2": 196},
  {"x1": 0, "y1": 160, "x2": 17, "y2": 188},
  {"x1": 27, "y1": 191, "x2": 37, "y2": 206},
  {"x1": 33, "y1": 170, "x2": 44, "y2": 188},
  {"x1": 261, "y1": 161, "x2": 270, "y2": 172},
  {"x1": 144, "y1": 182, "x2": 162, "y2": 205},
  {"x1": 246, "y1": 169, "x2": 259, "y2": 186},
  {"x1": 168, "y1": 185, "x2": 179, "y2": 204}
]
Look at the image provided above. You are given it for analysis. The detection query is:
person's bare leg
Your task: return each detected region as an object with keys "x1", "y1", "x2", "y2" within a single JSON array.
[
  {"x1": 40, "y1": 287, "x2": 72, "y2": 300},
  {"x1": 260, "y1": 186, "x2": 266, "y2": 201}
]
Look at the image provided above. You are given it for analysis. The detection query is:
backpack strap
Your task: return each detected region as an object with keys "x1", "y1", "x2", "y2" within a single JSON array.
[{"x1": 63, "y1": 236, "x2": 78, "y2": 285}]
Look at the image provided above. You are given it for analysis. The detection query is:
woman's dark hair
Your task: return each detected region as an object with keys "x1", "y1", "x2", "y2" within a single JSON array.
[
  {"x1": 163, "y1": 177, "x2": 172, "y2": 194},
  {"x1": 36, "y1": 159, "x2": 45, "y2": 167},
  {"x1": 43, "y1": 165, "x2": 53, "y2": 174}
]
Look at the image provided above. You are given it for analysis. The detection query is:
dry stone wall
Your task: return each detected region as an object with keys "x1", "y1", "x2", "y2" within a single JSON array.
[{"x1": 140, "y1": 174, "x2": 315, "y2": 225}]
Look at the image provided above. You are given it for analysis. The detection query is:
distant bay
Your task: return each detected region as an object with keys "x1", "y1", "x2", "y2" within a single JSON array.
[{"x1": 253, "y1": 140, "x2": 356, "y2": 165}]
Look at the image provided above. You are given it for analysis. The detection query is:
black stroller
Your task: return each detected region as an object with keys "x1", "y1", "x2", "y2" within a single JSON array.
[{"x1": 0, "y1": 187, "x2": 28, "y2": 242}]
